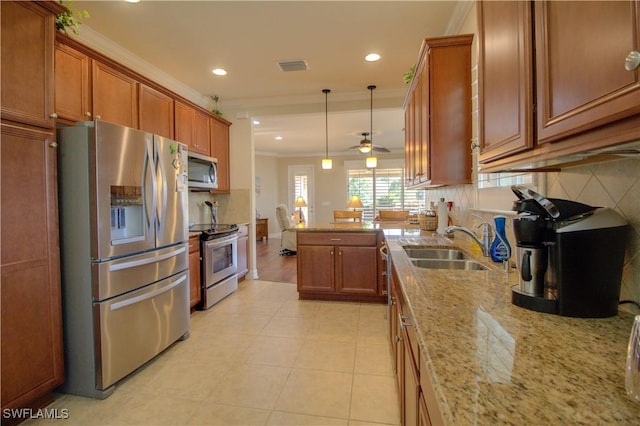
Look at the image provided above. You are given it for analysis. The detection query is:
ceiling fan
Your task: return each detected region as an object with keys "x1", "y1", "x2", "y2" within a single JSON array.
[{"x1": 348, "y1": 132, "x2": 391, "y2": 153}]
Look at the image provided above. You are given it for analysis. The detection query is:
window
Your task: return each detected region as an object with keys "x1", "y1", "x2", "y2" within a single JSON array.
[
  {"x1": 346, "y1": 160, "x2": 426, "y2": 221},
  {"x1": 478, "y1": 172, "x2": 533, "y2": 189}
]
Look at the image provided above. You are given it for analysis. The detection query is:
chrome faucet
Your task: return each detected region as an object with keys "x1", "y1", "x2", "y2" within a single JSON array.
[{"x1": 444, "y1": 215, "x2": 493, "y2": 257}]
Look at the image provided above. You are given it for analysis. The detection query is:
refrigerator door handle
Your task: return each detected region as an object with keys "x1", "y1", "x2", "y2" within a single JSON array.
[
  {"x1": 155, "y1": 148, "x2": 168, "y2": 239},
  {"x1": 143, "y1": 141, "x2": 157, "y2": 232},
  {"x1": 109, "y1": 273, "x2": 187, "y2": 311},
  {"x1": 108, "y1": 246, "x2": 186, "y2": 272}
]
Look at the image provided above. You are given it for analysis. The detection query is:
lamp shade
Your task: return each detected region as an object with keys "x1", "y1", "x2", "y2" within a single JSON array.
[
  {"x1": 294, "y1": 196, "x2": 307, "y2": 208},
  {"x1": 347, "y1": 195, "x2": 364, "y2": 209},
  {"x1": 366, "y1": 156, "x2": 377, "y2": 168},
  {"x1": 322, "y1": 158, "x2": 333, "y2": 169}
]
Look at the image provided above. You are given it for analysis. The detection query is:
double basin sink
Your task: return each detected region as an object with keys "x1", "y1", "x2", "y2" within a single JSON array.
[{"x1": 402, "y1": 247, "x2": 489, "y2": 271}]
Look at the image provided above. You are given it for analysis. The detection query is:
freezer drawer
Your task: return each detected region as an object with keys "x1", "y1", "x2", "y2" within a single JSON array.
[
  {"x1": 94, "y1": 270, "x2": 189, "y2": 390},
  {"x1": 95, "y1": 243, "x2": 188, "y2": 300}
]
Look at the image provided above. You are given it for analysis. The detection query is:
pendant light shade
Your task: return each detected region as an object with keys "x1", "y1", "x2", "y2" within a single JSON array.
[
  {"x1": 366, "y1": 85, "x2": 377, "y2": 168},
  {"x1": 322, "y1": 89, "x2": 332, "y2": 170}
]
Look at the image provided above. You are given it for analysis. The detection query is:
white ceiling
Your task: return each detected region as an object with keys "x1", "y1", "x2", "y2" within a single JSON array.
[{"x1": 72, "y1": 1, "x2": 469, "y2": 156}]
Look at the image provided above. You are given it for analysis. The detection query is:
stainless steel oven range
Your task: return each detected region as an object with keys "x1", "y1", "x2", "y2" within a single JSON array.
[{"x1": 191, "y1": 224, "x2": 239, "y2": 309}]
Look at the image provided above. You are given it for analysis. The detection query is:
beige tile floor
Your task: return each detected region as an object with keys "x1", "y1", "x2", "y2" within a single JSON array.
[{"x1": 28, "y1": 280, "x2": 400, "y2": 426}]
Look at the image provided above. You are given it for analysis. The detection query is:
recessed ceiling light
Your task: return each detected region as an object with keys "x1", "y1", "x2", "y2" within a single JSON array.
[
  {"x1": 253, "y1": 120, "x2": 260, "y2": 125},
  {"x1": 212, "y1": 68, "x2": 227, "y2": 76},
  {"x1": 365, "y1": 53, "x2": 381, "y2": 62},
  {"x1": 125, "y1": 0, "x2": 140, "y2": 3},
  {"x1": 275, "y1": 136, "x2": 283, "y2": 140}
]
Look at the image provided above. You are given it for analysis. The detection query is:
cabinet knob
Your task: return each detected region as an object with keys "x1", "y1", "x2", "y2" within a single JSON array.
[
  {"x1": 85, "y1": 112, "x2": 92, "y2": 118},
  {"x1": 625, "y1": 51, "x2": 640, "y2": 71},
  {"x1": 49, "y1": 142, "x2": 58, "y2": 148},
  {"x1": 49, "y1": 113, "x2": 58, "y2": 119}
]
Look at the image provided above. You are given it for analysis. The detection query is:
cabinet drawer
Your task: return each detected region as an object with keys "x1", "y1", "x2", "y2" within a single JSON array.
[
  {"x1": 298, "y1": 232, "x2": 377, "y2": 246},
  {"x1": 188, "y1": 236, "x2": 200, "y2": 253}
]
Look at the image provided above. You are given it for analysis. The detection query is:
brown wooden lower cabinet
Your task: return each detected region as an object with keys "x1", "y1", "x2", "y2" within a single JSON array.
[
  {"x1": 188, "y1": 236, "x2": 201, "y2": 309},
  {"x1": 296, "y1": 231, "x2": 385, "y2": 303},
  {"x1": 236, "y1": 224, "x2": 249, "y2": 280},
  {"x1": 391, "y1": 264, "x2": 444, "y2": 426}
]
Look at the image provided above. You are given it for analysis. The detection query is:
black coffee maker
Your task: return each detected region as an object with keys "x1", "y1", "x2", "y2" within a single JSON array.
[{"x1": 510, "y1": 186, "x2": 629, "y2": 318}]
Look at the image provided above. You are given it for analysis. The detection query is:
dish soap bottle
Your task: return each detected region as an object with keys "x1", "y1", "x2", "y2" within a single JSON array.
[{"x1": 490, "y1": 215, "x2": 511, "y2": 263}]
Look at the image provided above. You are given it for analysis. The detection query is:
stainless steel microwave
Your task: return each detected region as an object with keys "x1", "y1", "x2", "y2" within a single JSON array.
[{"x1": 187, "y1": 152, "x2": 218, "y2": 190}]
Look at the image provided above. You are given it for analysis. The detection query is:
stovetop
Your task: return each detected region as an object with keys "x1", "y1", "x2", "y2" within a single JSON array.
[{"x1": 189, "y1": 223, "x2": 239, "y2": 241}]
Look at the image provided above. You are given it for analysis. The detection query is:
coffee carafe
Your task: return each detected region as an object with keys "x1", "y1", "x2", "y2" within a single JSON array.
[{"x1": 510, "y1": 186, "x2": 629, "y2": 318}]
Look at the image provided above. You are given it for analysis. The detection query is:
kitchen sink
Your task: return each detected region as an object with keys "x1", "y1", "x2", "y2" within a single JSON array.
[
  {"x1": 403, "y1": 247, "x2": 469, "y2": 260},
  {"x1": 411, "y1": 259, "x2": 489, "y2": 271}
]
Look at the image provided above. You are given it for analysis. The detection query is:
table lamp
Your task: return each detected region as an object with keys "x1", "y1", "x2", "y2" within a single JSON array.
[{"x1": 294, "y1": 196, "x2": 307, "y2": 224}]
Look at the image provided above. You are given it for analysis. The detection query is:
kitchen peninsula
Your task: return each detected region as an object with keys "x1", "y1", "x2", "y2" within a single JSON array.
[{"x1": 296, "y1": 222, "x2": 409, "y2": 303}]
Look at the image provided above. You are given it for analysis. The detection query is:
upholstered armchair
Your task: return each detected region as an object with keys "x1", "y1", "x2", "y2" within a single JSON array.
[{"x1": 275, "y1": 204, "x2": 297, "y2": 255}]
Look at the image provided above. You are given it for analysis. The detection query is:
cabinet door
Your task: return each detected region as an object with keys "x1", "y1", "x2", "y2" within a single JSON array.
[
  {"x1": 188, "y1": 237, "x2": 201, "y2": 308},
  {"x1": 192, "y1": 110, "x2": 211, "y2": 155},
  {"x1": 478, "y1": 0, "x2": 534, "y2": 162},
  {"x1": 189, "y1": 251, "x2": 201, "y2": 308},
  {"x1": 404, "y1": 108, "x2": 414, "y2": 185},
  {"x1": 419, "y1": 394, "x2": 432, "y2": 426},
  {"x1": 297, "y1": 245, "x2": 334, "y2": 293},
  {"x1": 336, "y1": 246, "x2": 377, "y2": 295},
  {"x1": 211, "y1": 118, "x2": 231, "y2": 193},
  {"x1": 1, "y1": 1, "x2": 56, "y2": 129},
  {"x1": 429, "y1": 40, "x2": 473, "y2": 185},
  {"x1": 535, "y1": 1, "x2": 640, "y2": 144},
  {"x1": 92, "y1": 61, "x2": 138, "y2": 128},
  {"x1": 1, "y1": 124, "x2": 63, "y2": 409},
  {"x1": 175, "y1": 100, "x2": 194, "y2": 147},
  {"x1": 237, "y1": 232, "x2": 248, "y2": 278},
  {"x1": 402, "y1": 326, "x2": 420, "y2": 426},
  {"x1": 55, "y1": 41, "x2": 91, "y2": 123},
  {"x1": 139, "y1": 84, "x2": 174, "y2": 139},
  {"x1": 417, "y1": 65, "x2": 430, "y2": 184}
]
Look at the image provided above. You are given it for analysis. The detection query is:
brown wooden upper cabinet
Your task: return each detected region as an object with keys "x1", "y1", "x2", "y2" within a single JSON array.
[
  {"x1": 175, "y1": 100, "x2": 210, "y2": 156},
  {"x1": 478, "y1": 0, "x2": 640, "y2": 168},
  {"x1": 138, "y1": 84, "x2": 174, "y2": 139},
  {"x1": 92, "y1": 60, "x2": 139, "y2": 128},
  {"x1": 210, "y1": 117, "x2": 230, "y2": 193},
  {"x1": 1, "y1": 1, "x2": 59, "y2": 130},
  {"x1": 403, "y1": 34, "x2": 473, "y2": 187},
  {"x1": 55, "y1": 41, "x2": 91, "y2": 123}
]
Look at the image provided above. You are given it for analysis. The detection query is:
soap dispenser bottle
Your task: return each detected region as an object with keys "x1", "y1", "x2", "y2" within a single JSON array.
[{"x1": 490, "y1": 215, "x2": 511, "y2": 263}]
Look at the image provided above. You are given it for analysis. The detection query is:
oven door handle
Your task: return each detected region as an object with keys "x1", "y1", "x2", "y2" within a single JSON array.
[
  {"x1": 204, "y1": 234, "x2": 238, "y2": 248},
  {"x1": 109, "y1": 246, "x2": 186, "y2": 272}
]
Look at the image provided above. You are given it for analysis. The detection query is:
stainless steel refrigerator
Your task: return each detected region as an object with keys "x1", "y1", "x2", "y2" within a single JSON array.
[{"x1": 56, "y1": 120, "x2": 190, "y2": 398}]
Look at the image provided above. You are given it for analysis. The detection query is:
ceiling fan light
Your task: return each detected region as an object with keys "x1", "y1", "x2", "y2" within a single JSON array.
[
  {"x1": 322, "y1": 158, "x2": 333, "y2": 169},
  {"x1": 359, "y1": 145, "x2": 371, "y2": 154},
  {"x1": 366, "y1": 156, "x2": 377, "y2": 168}
]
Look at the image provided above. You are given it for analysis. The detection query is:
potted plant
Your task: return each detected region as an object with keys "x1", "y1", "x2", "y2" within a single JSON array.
[{"x1": 55, "y1": 0, "x2": 90, "y2": 35}]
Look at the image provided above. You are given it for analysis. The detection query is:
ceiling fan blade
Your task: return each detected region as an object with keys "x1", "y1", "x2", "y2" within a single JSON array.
[{"x1": 372, "y1": 146, "x2": 391, "y2": 152}]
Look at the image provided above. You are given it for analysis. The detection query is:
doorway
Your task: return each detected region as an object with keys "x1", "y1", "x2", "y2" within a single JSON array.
[{"x1": 288, "y1": 165, "x2": 314, "y2": 224}]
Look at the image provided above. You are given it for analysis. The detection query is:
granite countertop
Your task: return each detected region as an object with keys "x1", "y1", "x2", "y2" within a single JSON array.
[
  {"x1": 296, "y1": 221, "x2": 423, "y2": 233},
  {"x1": 387, "y1": 234, "x2": 639, "y2": 425}
]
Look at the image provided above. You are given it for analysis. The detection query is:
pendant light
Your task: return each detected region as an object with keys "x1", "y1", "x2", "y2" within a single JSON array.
[
  {"x1": 366, "y1": 85, "x2": 377, "y2": 168},
  {"x1": 321, "y1": 89, "x2": 332, "y2": 170}
]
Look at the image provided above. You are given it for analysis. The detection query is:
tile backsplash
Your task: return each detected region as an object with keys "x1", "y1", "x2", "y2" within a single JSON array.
[{"x1": 429, "y1": 157, "x2": 640, "y2": 314}]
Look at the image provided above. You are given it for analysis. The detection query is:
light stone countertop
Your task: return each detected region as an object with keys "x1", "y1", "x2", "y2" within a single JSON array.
[{"x1": 387, "y1": 234, "x2": 640, "y2": 425}]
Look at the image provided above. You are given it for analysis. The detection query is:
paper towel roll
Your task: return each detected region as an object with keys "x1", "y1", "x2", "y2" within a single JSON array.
[{"x1": 436, "y1": 198, "x2": 448, "y2": 235}]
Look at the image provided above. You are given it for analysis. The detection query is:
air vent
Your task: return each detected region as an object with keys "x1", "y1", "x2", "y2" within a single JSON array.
[{"x1": 277, "y1": 60, "x2": 309, "y2": 72}]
